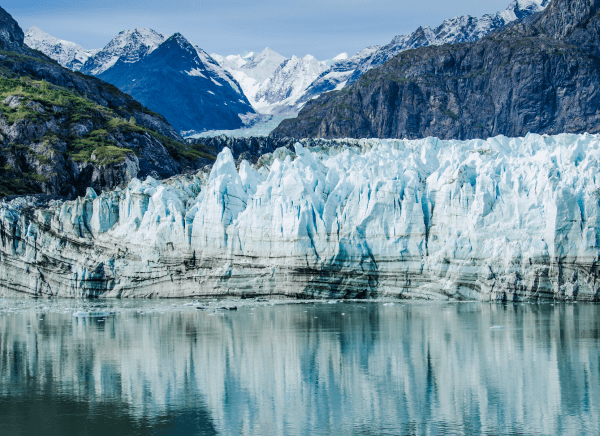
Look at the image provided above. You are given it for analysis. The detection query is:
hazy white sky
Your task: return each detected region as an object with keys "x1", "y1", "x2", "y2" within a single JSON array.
[{"x1": 6, "y1": 0, "x2": 516, "y2": 59}]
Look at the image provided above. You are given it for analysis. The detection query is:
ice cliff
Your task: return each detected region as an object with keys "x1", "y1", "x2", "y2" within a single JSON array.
[{"x1": 1, "y1": 133, "x2": 600, "y2": 300}]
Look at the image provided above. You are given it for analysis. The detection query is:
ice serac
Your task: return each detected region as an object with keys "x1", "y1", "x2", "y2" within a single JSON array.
[{"x1": 2, "y1": 133, "x2": 600, "y2": 301}]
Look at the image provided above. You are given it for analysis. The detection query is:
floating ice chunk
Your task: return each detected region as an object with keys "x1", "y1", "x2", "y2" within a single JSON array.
[{"x1": 73, "y1": 311, "x2": 111, "y2": 318}]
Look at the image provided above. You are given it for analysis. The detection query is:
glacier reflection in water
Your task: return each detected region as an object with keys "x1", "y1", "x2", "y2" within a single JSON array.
[{"x1": 0, "y1": 300, "x2": 599, "y2": 435}]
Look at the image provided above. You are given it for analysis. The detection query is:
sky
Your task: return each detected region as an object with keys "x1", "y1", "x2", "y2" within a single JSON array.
[{"x1": 6, "y1": 0, "x2": 517, "y2": 60}]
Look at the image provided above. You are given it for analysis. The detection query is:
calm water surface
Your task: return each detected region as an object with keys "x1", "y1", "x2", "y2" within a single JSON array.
[{"x1": 0, "y1": 298, "x2": 598, "y2": 435}]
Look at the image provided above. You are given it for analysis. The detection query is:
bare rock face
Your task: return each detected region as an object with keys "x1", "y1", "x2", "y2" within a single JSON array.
[
  {"x1": 272, "y1": 0, "x2": 600, "y2": 140},
  {"x1": 540, "y1": 0, "x2": 600, "y2": 38},
  {"x1": 0, "y1": 6, "x2": 25, "y2": 53},
  {"x1": 1, "y1": 133, "x2": 600, "y2": 301}
]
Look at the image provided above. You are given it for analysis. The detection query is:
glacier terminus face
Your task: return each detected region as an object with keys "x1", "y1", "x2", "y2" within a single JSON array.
[{"x1": 1, "y1": 133, "x2": 599, "y2": 301}]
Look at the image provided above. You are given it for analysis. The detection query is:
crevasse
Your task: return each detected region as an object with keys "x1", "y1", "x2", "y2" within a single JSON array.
[{"x1": 1, "y1": 133, "x2": 599, "y2": 300}]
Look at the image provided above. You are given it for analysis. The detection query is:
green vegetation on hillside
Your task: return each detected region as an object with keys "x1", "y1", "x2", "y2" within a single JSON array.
[{"x1": 0, "y1": 75, "x2": 215, "y2": 197}]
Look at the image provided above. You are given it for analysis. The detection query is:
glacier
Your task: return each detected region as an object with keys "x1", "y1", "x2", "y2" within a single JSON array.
[{"x1": 1, "y1": 133, "x2": 600, "y2": 301}]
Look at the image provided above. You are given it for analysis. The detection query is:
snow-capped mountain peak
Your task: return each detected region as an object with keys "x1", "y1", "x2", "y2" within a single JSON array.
[
  {"x1": 92, "y1": 31, "x2": 255, "y2": 134},
  {"x1": 81, "y1": 27, "x2": 165, "y2": 75},
  {"x1": 24, "y1": 26, "x2": 99, "y2": 71},
  {"x1": 500, "y1": 0, "x2": 550, "y2": 22},
  {"x1": 211, "y1": 47, "x2": 328, "y2": 115},
  {"x1": 252, "y1": 54, "x2": 327, "y2": 113}
]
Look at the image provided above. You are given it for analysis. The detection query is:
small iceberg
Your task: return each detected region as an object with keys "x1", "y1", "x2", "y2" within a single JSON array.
[
  {"x1": 73, "y1": 311, "x2": 111, "y2": 318},
  {"x1": 490, "y1": 326, "x2": 504, "y2": 330}
]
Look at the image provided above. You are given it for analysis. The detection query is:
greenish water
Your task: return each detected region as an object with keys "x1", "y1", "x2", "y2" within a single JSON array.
[{"x1": 0, "y1": 299, "x2": 598, "y2": 435}]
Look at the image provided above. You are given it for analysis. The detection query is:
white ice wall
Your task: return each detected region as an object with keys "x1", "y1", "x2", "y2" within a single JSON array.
[{"x1": 2, "y1": 133, "x2": 600, "y2": 300}]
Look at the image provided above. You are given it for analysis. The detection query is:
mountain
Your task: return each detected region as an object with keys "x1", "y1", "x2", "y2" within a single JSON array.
[
  {"x1": 212, "y1": 48, "x2": 328, "y2": 115},
  {"x1": 273, "y1": 0, "x2": 600, "y2": 140},
  {"x1": 211, "y1": 48, "x2": 286, "y2": 112},
  {"x1": 0, "y1": 7, "x2": 214, "y2": 199},
  {"x1": 80, "y1": 28, "x2": 165, "y2": 75},
  {"x1": 253, "y1": 54, "x2": 328, "y2": 114},
  {"x1": 4, "y1": 133, "x2": 600, "y2": 301},
  {"x1": 293, "y1": 0, "x2": 550, "y2": 111},
  {"x1": 24, "y1": 26, "x2": 99, "y2": 71},
  {"x1": 325, "y1": 52, "x2": 348, "y2": 66},
  {"x1": 294, "y1": 46, "x2": 381, "y2": 110},
  {"x1": 22, "y1": 27, "x2": 255, "y2": 134},
  {"x1": 94, "y1": 33, "x2": 256, "y2": 135}
]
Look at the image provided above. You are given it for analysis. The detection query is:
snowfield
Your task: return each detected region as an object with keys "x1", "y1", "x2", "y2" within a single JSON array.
[{"x1": 1, "y1": 133, "x2": 600, "y2": 300}]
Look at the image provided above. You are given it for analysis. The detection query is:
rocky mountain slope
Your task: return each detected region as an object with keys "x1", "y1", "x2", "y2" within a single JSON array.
[
  {"x1": 0, "y1": 7, "x2": 214, "y2": 199},
  {"x1": 2, "y1": 133, "x2": 599, "y2": 300},
  {"x1": 94, "y1": 32, "x2": 256, "y2": 135},
  {"x1": 292, "y1": 0, "x2": 549, "y2": 113},
  {"x1": 273, "y1": 0, "x2": 600, "y2": 140},
  {"x1": 24, "y1": 26, "x2": 99, "y2": 71}
]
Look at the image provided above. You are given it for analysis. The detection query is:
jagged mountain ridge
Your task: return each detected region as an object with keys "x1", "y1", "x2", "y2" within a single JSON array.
[
  {"x1": 293, "y1": 0, "x2": 550, "y2": 112},
  {"x1": 24, "y1": 26, "x2": 99, "y2": 71},
  {"x1": 84, "y1": 29, "x2": 256, "y2": 134},
  {"x1": 95, "y1": 33, "x2": 256, "y2": 135},
  {"x1": 23, "y1": 1, "x2": 549, "y2": 126},
  {"x1": 25, "y1": 27, "x2": 256, "y2": 134},
  {"x1": 212, "y1": 48, "x2": 329, "y2": 115},
  {"x1": 273, "y1": 0, "x2": 600, "y2": 140},
  {"x1": 80, "y1": 28, "x2": 165, "y2": 75}
]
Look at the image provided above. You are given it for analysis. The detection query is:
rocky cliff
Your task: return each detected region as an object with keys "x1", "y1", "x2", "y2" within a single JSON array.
[
  {"x1": 291, "y1": 0, "x2": 549, "y2": 114},
  {"x1": 1, "y1": 133, "x2": 599, "y2": 300},
  {"x1": 0, "y1": 7, "x2": 212, "y2": 199},
  {"x1": 273, "y1": 0, "x2": 600, "y2": 140}
]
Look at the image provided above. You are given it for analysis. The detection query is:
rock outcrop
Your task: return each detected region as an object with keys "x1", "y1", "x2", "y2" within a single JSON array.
[
  {"x1": 272, "y1": 0, "x2": 600, "y2": 140},
  {"x1": 1, "y1": 133, "x2": 599, "y2": 301}
]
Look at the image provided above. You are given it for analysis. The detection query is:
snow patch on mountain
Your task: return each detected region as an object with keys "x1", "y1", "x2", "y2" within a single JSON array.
[
  {"x1": 24, "y1": 26, "x2": 99, "y2": 71},
  {"x1": 253, "y1": 54, "x2": 328, "y2": 114},
  {"x1": 325, "y1": 52, "x2": 349, "y2": 66}
]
